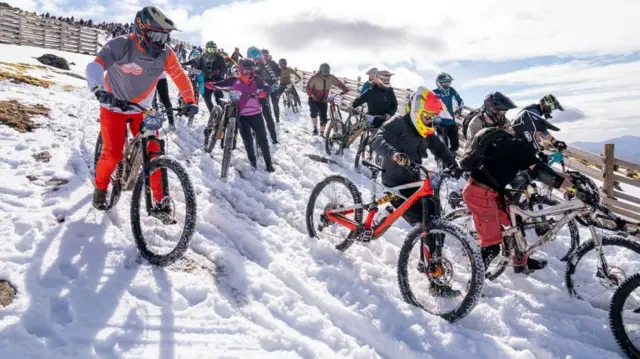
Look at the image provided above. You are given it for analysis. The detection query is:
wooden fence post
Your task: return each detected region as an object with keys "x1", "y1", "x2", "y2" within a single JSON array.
[{"x1": 603, "y1": 143, "x2": 615, "y2": 198}]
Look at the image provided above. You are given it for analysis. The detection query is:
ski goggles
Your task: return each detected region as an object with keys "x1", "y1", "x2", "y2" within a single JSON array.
[
  {"x1": 377, "y1": 76, "x2": 391, "y2": 85},
  {"x1": 416, "y1": 109, "x2": 437, "y2": 136},
  {"x1": 439, "y1": 81, "x2": 451, "y2": 88},
  {"x1": 146, "y1": 30, "x2": 170, "y2": 45},
  {"x1": 205, "y1": 47, "x2": 218, "y2": 54}
]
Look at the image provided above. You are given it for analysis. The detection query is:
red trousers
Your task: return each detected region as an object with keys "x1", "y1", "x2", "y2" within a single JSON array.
[
  {"x1": 95, "y1": 107, "x2": 164, "y2": 201},
  {"x1": 462, "y1": 180, "x2": 510, "y2": 247}
]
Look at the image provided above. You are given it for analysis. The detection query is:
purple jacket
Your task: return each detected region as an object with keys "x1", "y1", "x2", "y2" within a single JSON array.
[{"x1": 213, "y1": 75, "x2": 271, "y2": 116}]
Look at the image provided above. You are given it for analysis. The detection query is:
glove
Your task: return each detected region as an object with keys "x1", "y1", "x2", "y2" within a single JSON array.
[
  {"x1": 94, "y1": 89, "x2": 116, "y2": 107},
  {"x1": 258, "y1": 90, "x2": 267, "y2": 99},
  {"x1": 185, "y1": 103, "x2": 199, "y2": 117},
  {"x1": 206, "y1": 82, "x2": 216, "y2": 90},
  {"x1": 446, "y1": 166, "x2": 464, "y2": 179},
  {"x1": 537, "y1": 151, "x2": 549, "y2": 164},
  {"x1": 271, "y1": 83, "x2": 279, "y2": 91},
  {"x1": 392, "y1": 152, "x2": 411, "y2": 167},
  {"x1": 553, "y1": 140, "x2": 567, "y2": 152}
]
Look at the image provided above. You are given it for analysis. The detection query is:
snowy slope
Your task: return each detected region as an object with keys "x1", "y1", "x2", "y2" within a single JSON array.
[{"x1": 0, "y1": 43, "x2": 633, "y2": 359}]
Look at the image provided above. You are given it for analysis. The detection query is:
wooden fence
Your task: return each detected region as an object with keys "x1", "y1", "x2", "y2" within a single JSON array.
[
  {"x1": 0, "y1": 8, "x2": 101, "y2": 54},
  {"x1": 294, "y1": 68, "x2": 640, "y2": 225}
]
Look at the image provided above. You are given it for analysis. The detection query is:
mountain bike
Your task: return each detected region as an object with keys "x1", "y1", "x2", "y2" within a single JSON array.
[
  {"x1": 282, "y1": 83, "x2": 300, "y2": 114},
  {"x1": 93, "y1": 100, "x2": 197, "y2": 266},
  {"x1": 203, "y1": 85, "x2": 264, "y2": 179},
  {"x1": 324, "y1": 102, "x2": 357, "y2": 155},
  {"x1": 306, "y1": 158, "x2": 484, "y2": 322},
  {"x1": 609, "y1": 272, "x2": 640, "y2": 358},
  {"x1": 353, "y1": 114, "x2": 386, "y2": 171},
  {"x1": 445, "y1": 171, "x2": 640, "y2": 307}
]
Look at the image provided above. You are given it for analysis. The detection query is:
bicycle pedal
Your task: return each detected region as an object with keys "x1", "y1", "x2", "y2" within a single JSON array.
[{"x1": 360, "y1": 229, "x2": 374, "y2": 242}]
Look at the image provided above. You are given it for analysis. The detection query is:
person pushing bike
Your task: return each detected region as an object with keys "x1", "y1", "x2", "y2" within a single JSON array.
[{"x1": 86, "y1": 6, "x2": 198, "y2": 210}]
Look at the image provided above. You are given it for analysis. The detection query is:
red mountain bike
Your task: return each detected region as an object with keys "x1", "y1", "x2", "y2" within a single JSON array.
[{"x1": 305, "y1": 159, "x2": 484, "y2": 322}]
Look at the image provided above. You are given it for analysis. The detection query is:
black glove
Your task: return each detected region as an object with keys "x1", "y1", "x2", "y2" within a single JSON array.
[
  {"x1": 553, "y1": 140, "x2": 567, "y2": 152},
  {"x1": 392, "y1": 152, "x2": 411, "y2": 167},
  {"x1": 537, "y1": 151, "x2": 549, "y2": 164},
  {"x1": 185, "y1": 103, "x2": 199, "y2": 117},
  {"x1": 94, "y1": 90, "x2": 116, "y2": 107},
  {"x1": 446, "y1": 166, "x2": 464, "y2": 179}
]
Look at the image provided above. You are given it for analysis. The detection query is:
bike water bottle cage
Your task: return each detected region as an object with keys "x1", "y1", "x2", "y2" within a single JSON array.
[{"x1": 143, "y1": 112, "x2": 164, "y2": 131}]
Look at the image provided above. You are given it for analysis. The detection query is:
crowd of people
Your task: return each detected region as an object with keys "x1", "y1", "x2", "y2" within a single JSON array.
[{"x1": 88, "y1": 5, "x2": 580, "y2": 296}]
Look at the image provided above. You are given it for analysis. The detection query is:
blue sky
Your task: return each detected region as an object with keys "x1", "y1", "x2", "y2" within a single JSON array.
[{"x1": 10, "y1": 0, "x2": 640, "y2": 142}]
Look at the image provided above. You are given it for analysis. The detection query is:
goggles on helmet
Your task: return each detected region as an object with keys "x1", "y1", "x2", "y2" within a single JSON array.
[
  {"x1": 147, "y1": 30, "x2": 170, "y2": 45},
  {"x1": 205, "y1": 47, "x2": 217, "y2": 54}
]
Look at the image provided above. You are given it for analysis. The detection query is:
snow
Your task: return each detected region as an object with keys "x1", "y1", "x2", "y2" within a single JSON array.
[{"x1": 0, "y1": 43, "x2": 634, "y2": 359}]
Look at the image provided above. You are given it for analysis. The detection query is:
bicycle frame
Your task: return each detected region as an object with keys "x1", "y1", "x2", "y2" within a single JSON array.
[
  {"x1": 504, "y1": 198, "x2": 589, "y2": 258},
  {"x1": 324, "y1": 174, "x2": 435, "y2": 240}
]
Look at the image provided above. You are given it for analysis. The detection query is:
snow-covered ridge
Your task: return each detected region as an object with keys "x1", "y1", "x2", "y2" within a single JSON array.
[{"x1": 0, "y1": 43, "x2": 630, "y2": 358}]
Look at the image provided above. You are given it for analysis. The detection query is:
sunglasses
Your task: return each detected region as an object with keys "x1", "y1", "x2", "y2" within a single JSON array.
[{"x1": 147, "y1": 30, "x2": 170, "y2": 44}]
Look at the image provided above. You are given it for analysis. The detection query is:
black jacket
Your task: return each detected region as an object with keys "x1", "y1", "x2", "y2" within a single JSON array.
[
  {"x1": 371, "y1": 114, "x2": 457, "y2": 186},
  {"x1": 182, "y1": 53, "x2": 226, "y2": 82},
  {"x1": 259, "y1": 61, "x2": 280, "y2": 86},
  {"x1": 352, "y1": 84, "x2": 398, "y2": 117},
  {"x1": 470, "y1": 135, "x2": 539, "y2": 190}
]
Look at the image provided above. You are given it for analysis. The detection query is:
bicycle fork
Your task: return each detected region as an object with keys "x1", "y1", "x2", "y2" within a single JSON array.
[{"x1": 589, "y1": 224, "x2": 620, "y2": 288}]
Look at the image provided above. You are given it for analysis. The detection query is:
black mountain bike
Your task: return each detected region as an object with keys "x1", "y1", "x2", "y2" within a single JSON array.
[
  {"x1": 93, "y1": 100, "x2": 197, "y2": 266},
  {"x1": 282, "y1": 83, "x2": 300, "y2": 114}
]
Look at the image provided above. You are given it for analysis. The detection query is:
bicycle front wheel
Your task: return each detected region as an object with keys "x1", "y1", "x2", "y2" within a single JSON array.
[
  {"x1": 204, "y1": 112, "x2": 222, "y2": 153},
  {"x1": 220, "y1": 117, "x2": 236, "y2": 179},
  {"x1": 324, "y1": 120, "x2": 344, "y2": 155},
  {"x1": 131, "y1": 155, "x2": 197, "y2": 267},
  {"x1": 610, "y1": 272, "x2": 640, "y2": 358},
  {"x1": 397, "y1": 220, "x2": 485, "y2": 322}
]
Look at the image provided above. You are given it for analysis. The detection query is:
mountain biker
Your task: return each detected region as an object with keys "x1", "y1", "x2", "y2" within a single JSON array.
[
  {"x1": 433, "y1": 72, "x2": 464, "y2": 153},
  {"x1": 247, "y1": 46, "x2": 279, "y2": 144},
  {"x1": 276, "y1": 58, "x2": 302, "y2": 106},
  {"x1": 511, "y1": 94, "x2": 567, "y2": 154},
  {"x1": 465, "y1": 92, "x2": 517, "y2": 144},
  {"x1": 152, "y1": 72, "x2": 176, "y2": 131},
  {"x1": 349, "y1": 69, "x2": 397, "y2": 128},
  {"x1": 231, "y1": 47, "x2": 243, "y2": 63},
  {"x1": 181, "y1": 41, "x2": 226, "y2": 113},
  {"x1": 211, "y1": 58, "x2": 275, "y2": 172},
  {"x1": 261, "y1": 49, "x2": 282, "y2": 123},
  {"x1": 86, "y1": 6, "x2": 198, "y2": 210},
  {"x1": 461, "y1": 124, "x2": 573, "y2": 275},
  {"x1": 305, "y1": 63, "x2": 349, "y2": 135},
  {"x1": 188, "y1": 46, "x2": 200, "y2": 61},
  {"x1": 370, "y1": 86, "x2": 463, "y2": 297},
  {"x1": 360, "y1": 67, "x2": 378, "y2": 94}
]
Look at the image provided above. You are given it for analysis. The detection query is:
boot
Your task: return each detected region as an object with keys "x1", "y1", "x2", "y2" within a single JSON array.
[
  {"x1": 481, "y1": 245, "x2": 500, "y2": 269},
  {"x1": 514, "y1": 256, "x2": 548, "y2": 274},
  {"x1": 266, "y1": 164, "x2": 276, "y2": 173},
  {"x1": 312, "y1": 127, "x2": 318, "y2": 135},
  {"x1": 92, "y1": 188, "x2": 108, "y2": 211}
]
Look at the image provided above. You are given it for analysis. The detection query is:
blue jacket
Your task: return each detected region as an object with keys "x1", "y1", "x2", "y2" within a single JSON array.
[
  {"x1": 433, "y1": 87, "x2": 463, "y2": 126},
  {"x1": 361, "y1": 81, "x2": 371, "y2": 94}
]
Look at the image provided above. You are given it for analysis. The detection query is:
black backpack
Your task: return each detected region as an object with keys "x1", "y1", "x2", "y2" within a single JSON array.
[
  {"x1": 459, "y1": 127, "x2": 511, "y2": 173},
  {"x1": 461, "y1": 107, "x2": 484, "y2": 140}
]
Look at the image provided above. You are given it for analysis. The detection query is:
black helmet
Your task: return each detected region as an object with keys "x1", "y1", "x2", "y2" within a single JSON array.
[
  {"x1": 205, "y1": 41, "x2": 218, "y2": 54},
  {"x1": 540, "y1": 94, "x2": 564, "y2": 119},
  {"x1": 133, "y1": 6, "x2": 178, "y2": 58},
  {"x1": 261, "y1": 48, "x2": 270, "y2": 55},
  {"x1": 319, "y1": 63, "x2": 330, "y2": 76},
  {"x1": 483, "y1": 92, "x2": 517, "y2": 125},
  {"x1": 278, "y1": 58, "x2": 287, "y2": 68}
]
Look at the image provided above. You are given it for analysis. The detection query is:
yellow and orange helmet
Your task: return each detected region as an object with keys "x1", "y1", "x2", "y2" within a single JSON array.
[{"x1": 408, "y1": 86, "x2": 444, "y2": 138}]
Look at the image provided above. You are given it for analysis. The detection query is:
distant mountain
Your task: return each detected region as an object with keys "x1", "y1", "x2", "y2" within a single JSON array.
[{"x1": 572, "y1": 136, "x2": 640, "y2": 163}]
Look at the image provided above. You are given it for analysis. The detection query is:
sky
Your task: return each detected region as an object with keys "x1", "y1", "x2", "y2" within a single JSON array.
[{"x1": 8, "y1": 0, "x2": 640, "y2": 142}]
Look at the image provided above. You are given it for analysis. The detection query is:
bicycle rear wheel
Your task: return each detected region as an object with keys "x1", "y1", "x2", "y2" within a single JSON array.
[
  {"x1": 397, "y1": 220, "x2": 485, "y2": 322},
  {"x1": 131, "y1": 155, "x2": 197, "y2": 267},
  {"x1": 609, "y1": 272, "x2": 640, "y2": 358},
  {"x1": 220, "y1": 117, "x2": 236, "y2": 179}
]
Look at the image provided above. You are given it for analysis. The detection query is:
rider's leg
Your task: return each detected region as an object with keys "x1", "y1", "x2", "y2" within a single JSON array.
[
  {"x1": 129, "y1": 115, "x2": 164, "y2": 202},
  {"x1": 237, "y1": 116, "x2": 257, "y2": 167},
  {"x1": 95, "y1": 108, "x2": 129, "y2": 192},
  {"x1": 446, "y1": 123, "x2": 459, "y2": 153},
  {"x1": 203, "y1": 87, "x2": 215, "y2": 113},
  {"x1": 270, "y1": 90, "x2": 280, "y2": 122},
  {"x1": 156, "y1": 78, "x2": 174, "y2": 126},
  {"x1": 260, "y1": 98, "x2": 278, "y2": 143},
  {"x1": 318, "y1": 101, "x2": 329, "y2": 134},
  {"x1": 308, "y1": 99, "x2": 319, "y2": 134},
  {"x1": 249, "y1": 113, "x2": 274, "y2": 170}
]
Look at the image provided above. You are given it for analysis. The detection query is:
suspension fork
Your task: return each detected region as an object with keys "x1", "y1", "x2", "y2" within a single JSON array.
[
  {"x1": 590, "y1": 224, "x2": 612, "y2": 279},
  {"x1": 142, "y1": 137, "x2": 168, "y2": 213},
  {"x1": 420, "y1": 196, "x2": 442, "y2": 268}
]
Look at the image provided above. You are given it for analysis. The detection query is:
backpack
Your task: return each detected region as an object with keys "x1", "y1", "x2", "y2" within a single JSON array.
[
  {"x1": 461, "y1": 107, "x2": 484, "y2": 140},
  {"x1": 459, "y1": 127, "x2": 511, "y2": 172}
]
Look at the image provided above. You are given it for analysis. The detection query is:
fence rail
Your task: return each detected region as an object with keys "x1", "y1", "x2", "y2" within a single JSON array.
[
  {"x1": 294, "y1": 68, "x2": 640, "y2": 225},
  {"x1": 0, "y1": 8, "x2": 101, "y2": 54}
]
